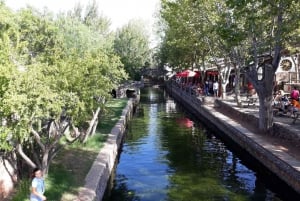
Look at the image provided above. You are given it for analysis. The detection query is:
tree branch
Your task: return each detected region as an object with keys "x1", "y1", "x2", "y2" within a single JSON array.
[
  {"x1": 16, "y1": 144, "x2": 36, "y2": 169},
  {"x1": 31, "y1": 127, "x2": 45, "y2": 152}
]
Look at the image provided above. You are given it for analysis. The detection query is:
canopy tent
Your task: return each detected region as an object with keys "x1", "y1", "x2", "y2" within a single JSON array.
[
  {"x1": 193, "y1": 70, "x2": 201, "y2": 78},
  {"x1": 206, "y1": 71, "x2": 218, "y2": 76},
  {"x1": 205, "y1": 70, "x2": 219, "y2": 81},
  {"x1": 176, "y1": 70, "x2": 200, "y2": 78}
]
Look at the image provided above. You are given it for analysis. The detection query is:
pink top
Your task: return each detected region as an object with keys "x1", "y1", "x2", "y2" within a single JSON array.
[{"x1": 290, "y1": 89, "x2": 300, "y2": 100}]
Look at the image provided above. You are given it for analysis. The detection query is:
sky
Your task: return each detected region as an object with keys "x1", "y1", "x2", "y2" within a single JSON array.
[{"x1": 4, "y1": 0, "x2": 160, "y2": 31}]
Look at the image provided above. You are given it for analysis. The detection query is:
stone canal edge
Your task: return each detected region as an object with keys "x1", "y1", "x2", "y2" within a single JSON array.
[
  {"x1": 75, "y1": 98, "x2": 136, "y2": 201},
  {"x1": 167, "y1": 85, "x2": 300, "y2": 195},
  {"x1": 76, "y1": 87, "x2": 300, "y2": 201}
]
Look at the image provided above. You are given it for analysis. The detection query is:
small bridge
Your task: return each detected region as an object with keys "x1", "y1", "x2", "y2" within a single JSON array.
[{"x1": 115, "y1": 81, "x2": 144, "y2": 98}]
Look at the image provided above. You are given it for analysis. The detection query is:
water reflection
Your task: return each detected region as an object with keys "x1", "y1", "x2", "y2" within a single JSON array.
[{"x1": 104, "y1": 87, "x2": 299, "y2": 201}]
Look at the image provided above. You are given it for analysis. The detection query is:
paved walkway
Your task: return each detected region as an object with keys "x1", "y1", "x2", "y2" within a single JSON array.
[
  {"x1": 206, "y1": 95, "x2": 300, "y2": 173},
  {"x1": 223, "y1": 95, "x2": 300, "y2": 130}
]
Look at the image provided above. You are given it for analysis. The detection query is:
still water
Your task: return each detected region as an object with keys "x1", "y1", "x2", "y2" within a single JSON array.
[{"x1": 104, "y1": 87, "x2": 299, "y2": 201}]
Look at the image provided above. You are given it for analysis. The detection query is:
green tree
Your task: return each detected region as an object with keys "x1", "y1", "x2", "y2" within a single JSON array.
[
  {"x1": 0, "y1": 5, "x2": 127, "y2": 176},
  {"x1": 159, "y1": 0, "x2": 300, "y2": 132},
  {"x1": 114, "y1": 20, "x2": 151, "y2": 80},
  {"x1": 224, "y1": 0, "x2": 300, "y2": 132},
  {"x1": 206, "y1": 1, "x2": 245, "y2": 100},
  {"x1": 55, "y1": 3, "x2": 127, "y2": 142},
  {"x1": 158, "y1": 0, "x2": 193, "y2": 69},
  {"x1": 15, "y1": 7, "x2": 63, "y2": 65},
  {"x1": 0, "y1": 2, "x2": 21, "y2": 151},
  {"x1": 159, "y1": 0, "x2": 216, "y2": 71}
]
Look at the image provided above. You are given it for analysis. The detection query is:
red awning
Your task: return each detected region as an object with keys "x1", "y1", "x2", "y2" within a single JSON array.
[
  {"x1": 206, "y1": 71, "x2": 218, "y2": 76},
  {"x1": 176, "y1": 70, "x2": 200, "y2": 78},
  {"x1": 194, "y1": 70, "x2": 201, "y2": 78}
]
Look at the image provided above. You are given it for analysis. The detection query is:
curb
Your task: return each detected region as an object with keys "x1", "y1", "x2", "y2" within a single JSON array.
[{"x1": 75, "y1": 98, "x2": 135, "y2": 201}]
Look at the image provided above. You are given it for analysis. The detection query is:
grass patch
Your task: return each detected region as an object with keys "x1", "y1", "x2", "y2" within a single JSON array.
[
  {"x1": 99, "y1": 98, "x2": 128, "y2": 134},
  {"x1": 12, "y1": 98, "x2": 129, "y2": 201},
  {"x1": 11, "y1": 180, "x2": 31, "y2": 201}
]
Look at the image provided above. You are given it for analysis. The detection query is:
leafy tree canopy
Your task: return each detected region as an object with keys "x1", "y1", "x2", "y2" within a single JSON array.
[{"x1": 114, "y1": 19, "x2": 151, "y2": 80}]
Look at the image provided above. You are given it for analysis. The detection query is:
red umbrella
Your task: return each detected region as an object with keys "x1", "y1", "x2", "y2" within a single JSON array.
[
  {"x1": 194, "y1": 70, "x2": 201, "y2": 78},
  {"x1": 176, "y1": 70, "x2": 196, "y2": 77}
]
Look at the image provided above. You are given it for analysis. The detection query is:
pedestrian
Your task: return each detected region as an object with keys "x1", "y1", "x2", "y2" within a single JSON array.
[
  {"x1": 204, "y1": 80, "x2": 209, "y2": 96},
  {"x1": 208, "y1": 80, "x2": 213, "y2": 94},
  {"x1": 290, "y1": 86, "x2": 299, "y2": 101},
  {"x1": 213, "y1": 80, "x2": 219, "y2": 97},
  {"x1": 247, "y1": 82, "x2": 256, "y2": 96},
  {"x1": 30, "y1": 168, "x2": 46, "y2": 201},
  {"x1": 273, "y1": 90, "x2": 288, "y2": 111}
]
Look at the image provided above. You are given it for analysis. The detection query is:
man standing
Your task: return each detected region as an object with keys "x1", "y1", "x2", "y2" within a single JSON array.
[
  {"x1": 213, "y1": 80, "x2": 219, "y2": 98},
  {"x1": 204, "y1": 80, "x2": 209, "y2": 96}
]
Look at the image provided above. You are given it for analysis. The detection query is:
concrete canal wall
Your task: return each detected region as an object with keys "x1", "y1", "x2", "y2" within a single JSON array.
[
  {"x1": 165, "y1": 82, "x2": 300, "y2": 195},
  {"x1": 214, "y1": 98, "x2": 300, "y2": 142},
  {"x1": 76, "y1": 97, "x2": 139, "y2": 201}
]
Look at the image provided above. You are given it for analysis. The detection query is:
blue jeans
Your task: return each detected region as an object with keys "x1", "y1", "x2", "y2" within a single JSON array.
[
  {"x1": 213, "y1": 89, "x2": 218, "y2": 97},
  {"x1": 204, "y1": 87, "x2": 209, "y2": 95}
]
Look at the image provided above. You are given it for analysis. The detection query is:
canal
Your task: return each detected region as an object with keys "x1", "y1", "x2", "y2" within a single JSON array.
[{"x1": 104, "y1": 87, "x2": 300, "y2": 201}]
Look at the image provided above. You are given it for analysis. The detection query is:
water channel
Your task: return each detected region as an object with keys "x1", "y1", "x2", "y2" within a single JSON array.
[{"x1": 104, "y1": 87, "x2": 300, "y2": 201}]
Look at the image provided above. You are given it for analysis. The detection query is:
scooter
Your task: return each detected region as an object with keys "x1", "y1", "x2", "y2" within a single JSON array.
[{"x1": 272, "y1": 96, "x2": 293, "y2": 116}]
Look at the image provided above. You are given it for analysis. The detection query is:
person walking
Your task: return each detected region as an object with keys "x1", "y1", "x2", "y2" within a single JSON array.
[
  {"x1": 213, "y1": 80, "x2": 219, "y2": 98},
  {"x1": 30, "y1": 168, "x2": 46, "y2": 201},
  {"x1": 204, "y1": 80, "x2": 209, "y2": 96},
  {"x1": 290, "y1": 86, "x2": 299, "y2": 101}
]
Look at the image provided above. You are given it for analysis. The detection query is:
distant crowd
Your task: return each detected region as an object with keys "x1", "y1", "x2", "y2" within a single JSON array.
[{"x1": 174, "y1": 78, "x2": 220, "y2": 98}]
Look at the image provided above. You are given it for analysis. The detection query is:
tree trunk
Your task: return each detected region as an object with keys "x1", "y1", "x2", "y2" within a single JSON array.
[
  {"x1": 234, "y1": 69, "x2": 242, "y2": 107},
  {"x1": 82, "y1": 107, "x2": 101, "y2": 143},
  {"x1": 255, "y1": 64, "x2": 276, "y2": 132},
  {"x1": 42, "y1": 147, "x2": 50, "y2": 176},
  {"x1": 16, "y1": 144, "x2": 36, "y2": 169},
  {"x1": 258, "y1": 94, "x2": 274, "y2": 133},
  {"x1": 221, "y1": 83, "x2": 227, "y2": 99},
  {"x1": 91, "y1": 119, "x2": 98, "y2": 136}
]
